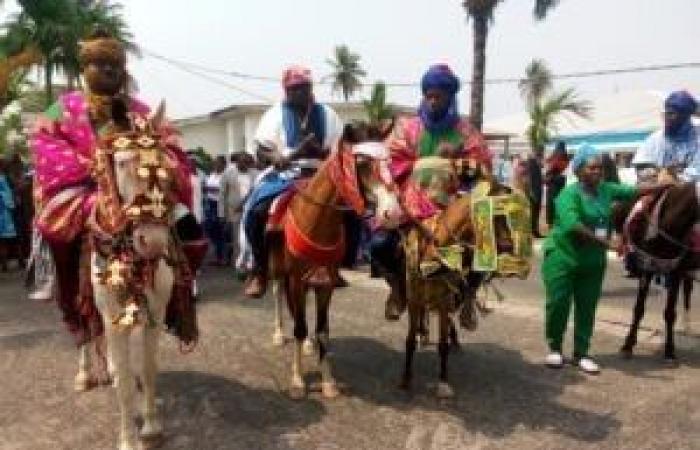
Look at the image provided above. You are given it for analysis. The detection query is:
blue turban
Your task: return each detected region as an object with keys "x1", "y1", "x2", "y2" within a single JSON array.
[
  {"x1": 421, "y1": 64, "x2": 461, "y2": 96},
  {"x1": 664, "y1": 91, "x2": 697, "y2": 141},
  {"x1": 571, "y1": 143, "x2": 600, "y2": 173},
  {"x1": 665, "y1": 90, "x2": 698, "y2": 116}
]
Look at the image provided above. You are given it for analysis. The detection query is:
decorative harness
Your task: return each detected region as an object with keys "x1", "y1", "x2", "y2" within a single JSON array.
[
  {"x1": 283, "y1": 142, "x2": 395, "y2": 265},
  {"x1": 89, "y1": 114, "x2": 177, "y2": 329}
]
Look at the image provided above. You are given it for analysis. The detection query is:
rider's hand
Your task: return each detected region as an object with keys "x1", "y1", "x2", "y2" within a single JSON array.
[
  {"x1": 437, "y1": 142, "x2": 460, "y2": 158},
  {"x1": 272, "y1": 155, "x2": 291, "y2": 170}
]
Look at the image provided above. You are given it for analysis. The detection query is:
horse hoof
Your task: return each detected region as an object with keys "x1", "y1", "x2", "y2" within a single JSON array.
[
  {"x1": 398, "y1": 378, "x2": 412, "y2": 391},
  {"x1": 118, "y1": 440, "x2": 138, "y2": 450},
  {"x1": 139, "y1": 430, "x2": 164, "y2": 449},
  {"x1": 272, "y1": 332, "x2": 285, "y2": 347},
  {"x1": 321, "y1": 382, "x2": 340, "y2": 399},
  {"x1": 302, "y1": 339, "x2": 315, "y2": 356},
  {"x1": 663, "y1": 357, "x2": 679, "y2": 368},
  {"x1": 74, "y1": 374, "x2": 95, "y2": 392},
  {"x1": 620, "y1": 348, "x2": 633, "y2": 359},
  {"x1": 289, "y1": 385, "x2": 307, "y2": 400},
  {"x1": 436, "y1": 382, "x2": 455, "y2": 399}
]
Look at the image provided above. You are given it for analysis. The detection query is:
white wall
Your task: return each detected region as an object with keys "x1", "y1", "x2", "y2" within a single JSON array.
[{"x1": 178, "y1": 119, "x2": 228, "y2": 156}]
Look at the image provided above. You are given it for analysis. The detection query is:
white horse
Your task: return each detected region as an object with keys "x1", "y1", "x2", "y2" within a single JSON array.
[{"x1": 77, "y1": 108, "x2": 180, "y2": 450}]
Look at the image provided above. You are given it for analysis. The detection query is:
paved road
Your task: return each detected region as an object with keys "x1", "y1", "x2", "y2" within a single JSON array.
[{"x1": 1, "y1": 254, "x2": 699, "y2": 450}]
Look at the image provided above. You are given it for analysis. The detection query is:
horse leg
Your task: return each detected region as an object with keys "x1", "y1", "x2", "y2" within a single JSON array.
[
  {"x1": 108, "y1": 328, "x2": 138, "y2": 450},
  {"x1": 449, "y1": 316, "x2": 461, "y2": 351},
  {"x1": 74, "y1": 342, "x2": 94, "y2": 392},
  {"x1": 682, "y1": 275, "x2": 693, "y2": 334},
  {"x1": 400, "y1": 303, "x2": 419, "y2": 390},
  {"x1": 436, "y1": 309, "x2": 454, "y2": 398},
  {"x1": 272, "y1": 280, "x2": 285, "y2": 346},
  {"x1": 140, "y1": 261, "x2": 171, "y2": 442},
  {"x1": 314, "y1": 287, "x2": 339, "y2": 398},
  {"x1": 418, "y1": 307, "x2": 430, "y2": 347},
  {"x1": 621, "y1": 273, "x2": 651, "y2": 357},
  {"x1": 663, "y1": 273, "x2": 681, "y2": 364},
  {"x1": 139, "y1": 325, "x2": 163, "y2": 442},
  {"x1": 288, "y1": 278, "x2": 308, "y2": 399}
]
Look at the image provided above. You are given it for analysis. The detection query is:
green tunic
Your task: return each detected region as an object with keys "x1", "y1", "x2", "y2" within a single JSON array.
[{"x1": 541, "y1": 181, "x2": 637, "y2": 357}]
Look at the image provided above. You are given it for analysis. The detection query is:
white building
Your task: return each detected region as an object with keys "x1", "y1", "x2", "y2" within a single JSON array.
[{"x1": 174, "y1": 101, "x2": 414, "y2": 156}]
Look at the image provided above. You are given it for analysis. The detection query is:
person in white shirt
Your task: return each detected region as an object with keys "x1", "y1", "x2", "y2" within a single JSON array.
[
  {"x1": 220, "y1": 152, "x2": 258, "y2": 277},
  {"x1": 204, "y1": 155, "x2": 227, "y2": 265},
  {"x1": 243, "y1": 65, "x2": 343, "y2": 297},
  {"x1": 632, "y1": 90, "x2": 699, "y2": 182}
]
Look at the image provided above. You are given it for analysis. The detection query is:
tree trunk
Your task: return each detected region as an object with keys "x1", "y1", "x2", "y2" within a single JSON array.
[
  {"x1": 470, "y1": 15, "x2": 489, "y2": 132},
  {"x1": 44, "y1": 63, "x2": 53, "y2": 107}
]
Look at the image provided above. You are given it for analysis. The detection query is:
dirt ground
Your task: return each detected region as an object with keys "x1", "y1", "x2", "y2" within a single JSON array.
[{"x1": 1, "y1": 257, "x2": 700, "y2": 450}]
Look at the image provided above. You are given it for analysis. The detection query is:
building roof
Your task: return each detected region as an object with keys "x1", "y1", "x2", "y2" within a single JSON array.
[
  {"x1": 486, "y1": 88, "x2": 700, "y2": 139},
  {"x1": 174, "y1": 101, "x2": 416, "y2": 127}
]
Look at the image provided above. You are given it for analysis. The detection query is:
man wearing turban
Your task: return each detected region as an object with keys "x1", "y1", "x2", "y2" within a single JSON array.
[
  {"x1": 633, "y1": 90, "x2": 700, "y2": 181},
  {"x1": 242, "y1": 65, "x2": 343, "y2": 298},
  {"x1": 30, "y1": 30, "x2": 202, "y2": 345},
  {"x1": 371, "y1": 64, "x2": 491, "y2": 321}
]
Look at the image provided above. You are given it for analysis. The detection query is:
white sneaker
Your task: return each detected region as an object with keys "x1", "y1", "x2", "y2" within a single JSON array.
[
  {"x1": 577, "y1": 357, "x2": 600, "y2": 374},
  {"x1": 545, "y1": 352, "x2": 564, "y2": 368}
]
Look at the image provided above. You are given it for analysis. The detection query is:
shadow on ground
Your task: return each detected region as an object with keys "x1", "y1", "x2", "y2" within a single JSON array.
[
  {"x1": 158, "y1": 370, "x2": 326, "y2": 449},
  {"x1": 328, "y1": 336, "x2": 621, "y2": 443}
]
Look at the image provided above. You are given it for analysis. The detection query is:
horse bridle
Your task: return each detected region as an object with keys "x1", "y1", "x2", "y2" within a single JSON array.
[
  {"x1": 627, "y1": 186, "x2": 696, "y2": 274},
  {"x1": 292, "y1": 144, "x2": 398, "y2": 216}
]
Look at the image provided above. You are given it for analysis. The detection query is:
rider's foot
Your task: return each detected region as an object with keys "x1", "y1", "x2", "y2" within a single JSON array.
[
  {"x1": 384, "y1": 288, "x2": 405, "y2": 321},
  {"x1": 335, "y1": 275, "x2": 349, "y2": 288},
  {"x1": 244, "y1": 274, "x2": 267, "y2": 298},
  {"x1": 458, "y1": 302, "x2": 478, "y2": 331}
]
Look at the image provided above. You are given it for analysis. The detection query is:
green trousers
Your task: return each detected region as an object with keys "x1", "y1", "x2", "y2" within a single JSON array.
[{"x1": 542, "y1": 249, "x2": 605, "y2": 357}]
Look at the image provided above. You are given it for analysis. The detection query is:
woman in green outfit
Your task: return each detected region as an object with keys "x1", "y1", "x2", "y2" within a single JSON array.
[{"x1": 542, "y1": 144, "x2": 664, "y2": 374}]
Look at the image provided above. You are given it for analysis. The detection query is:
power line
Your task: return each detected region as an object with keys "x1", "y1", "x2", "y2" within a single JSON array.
[
  {"x1": 144, "y1": 49, "x2": 273, "y2": 102},
  {"x1": 142, "y1": 48, "x2": 700, "y2": 88}
]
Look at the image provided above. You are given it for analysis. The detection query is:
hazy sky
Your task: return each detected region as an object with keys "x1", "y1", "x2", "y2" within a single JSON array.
[{"x1": 3, "y1": 0, "x2": 699, "y2": 120}]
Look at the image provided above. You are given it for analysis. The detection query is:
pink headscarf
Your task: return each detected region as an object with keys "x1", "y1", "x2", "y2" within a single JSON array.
[{"x1": 282, "y1": 65, "x2": 313, "y2": 89}]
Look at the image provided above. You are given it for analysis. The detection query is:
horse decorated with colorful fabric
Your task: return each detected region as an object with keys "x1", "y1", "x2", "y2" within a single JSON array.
[
  {"x1": 612, "y1": 181, "x2": 700, "y2": 364},
  {"x1": 267, "y1": 121, "x2": 401, "y2": 399},
  {"x1": 85, "y1": 105, "x2": 196, "y2": 450},
  {"x1": 399, "y1": 177, "x2": 531, "y2": 398}
]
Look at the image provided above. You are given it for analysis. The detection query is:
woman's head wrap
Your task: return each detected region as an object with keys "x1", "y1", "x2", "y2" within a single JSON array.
[
  {"x1": 78, "y1": 30, "x2": 126, "y2": 68},
  {"x1": 571, "y1": 143, "x2": 600, "y2": 173}
]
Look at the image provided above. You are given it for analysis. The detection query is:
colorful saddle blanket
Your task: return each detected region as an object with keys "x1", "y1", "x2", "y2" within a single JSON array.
[{"x1": 471, "y1": 192, "x2": 532, "y2": 277}]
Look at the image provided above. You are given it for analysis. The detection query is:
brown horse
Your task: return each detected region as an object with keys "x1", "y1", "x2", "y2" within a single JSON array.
[
  {"x1": 400, "y1": 181, "x2": 517, "y2": 397},
  {"x1": 267, "y1": 122, "x2": 401, "y2": 399},
  {"x1": 613, "y1": 183, "x2": 700, "y2": 363}
]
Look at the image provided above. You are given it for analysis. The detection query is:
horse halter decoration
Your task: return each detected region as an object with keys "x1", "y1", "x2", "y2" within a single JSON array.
[{"x1": 90, "y1": 112, "x2": 176, "y2": 329}]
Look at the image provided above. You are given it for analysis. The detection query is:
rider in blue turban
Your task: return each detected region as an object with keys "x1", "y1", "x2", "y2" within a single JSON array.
[
  {"x1": 418, "y1": 64, "x2": 461, "y2": 133},
  {"x1": 664, "y1": 90, "x2": 698, "y2": 142}
]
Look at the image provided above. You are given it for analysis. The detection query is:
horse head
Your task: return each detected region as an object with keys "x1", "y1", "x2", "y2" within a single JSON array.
[
  {"x1": 338, "y1": 120, "x2": 402, "y2": 227},
  {"x1": 96, "y1": 102, "x2": 176, "y2": 260},
  {"x1": 623, "y1": 183, "x2": 700, "y2": 270}
]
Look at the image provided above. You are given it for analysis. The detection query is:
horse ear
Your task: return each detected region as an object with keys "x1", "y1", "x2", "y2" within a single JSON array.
[
  {"x1": 152, "y1": 100, "x2": 167, "y2": 129},
  {"x1": 378, "y1": 117, "x2": 396, "y2": 141}
]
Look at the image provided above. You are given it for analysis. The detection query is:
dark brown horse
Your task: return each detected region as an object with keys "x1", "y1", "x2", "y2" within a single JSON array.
[
  {"x1": 267, "y1": 122, "x2": 400, "y2": 399},
  {"x1": 613, "y1": 183, "x2": 700, "y2": 363}
]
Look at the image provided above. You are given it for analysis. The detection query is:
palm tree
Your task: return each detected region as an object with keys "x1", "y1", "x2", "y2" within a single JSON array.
[
  {"x1": 526, "y1": 87, "x2": 592, "y2": 154},
  {"x1": 326, "y1": 45, "x2": 367, "y2": 102},
  {"x1": 462, "y1": 0, "x2": 560, "y2": 131},
  {"x1": 518, "y1": 58, "x2": 552, "y2": 108},
  {"x1": 0, "y1": 0, "x2": 138, "y2": 105},
  {"x1": 362, "y1": 81, "x2": 394, "y2": 126}
]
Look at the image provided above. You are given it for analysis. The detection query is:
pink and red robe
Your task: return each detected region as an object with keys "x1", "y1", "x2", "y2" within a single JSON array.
[{"x1": 31, "y1": 91, "x2": 193, "y2": 345}]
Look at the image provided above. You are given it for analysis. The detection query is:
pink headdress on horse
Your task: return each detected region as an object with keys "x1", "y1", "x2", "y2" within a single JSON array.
[{"x1": 282, "y1": 65, "x2": 313, "y2": 89}]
